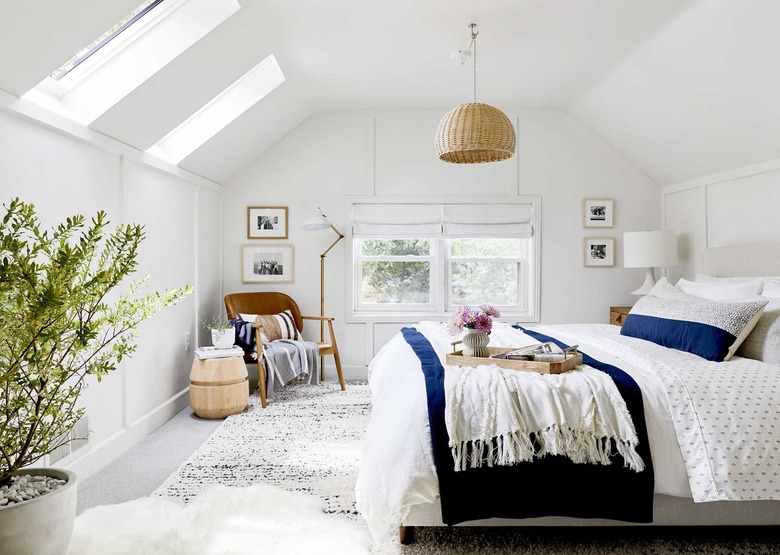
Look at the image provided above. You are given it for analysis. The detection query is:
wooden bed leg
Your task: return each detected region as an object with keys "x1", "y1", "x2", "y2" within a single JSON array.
[{"x1": 399, "y1": 525, "x2": 414, "y2": 545}]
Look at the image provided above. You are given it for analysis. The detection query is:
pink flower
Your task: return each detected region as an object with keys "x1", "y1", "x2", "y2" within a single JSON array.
[
  {"x1": 448, "y1": 304, "x2": 498, "y2": 335},
  {"x1": 479, "y1": 304, "x2": 501, "y2": 318},
  {"x1": 473, "y1": 313, "x2": 493, "y2": 332}
]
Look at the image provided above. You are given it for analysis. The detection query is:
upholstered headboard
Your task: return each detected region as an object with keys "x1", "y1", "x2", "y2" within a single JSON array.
[{"x1": 701, "y1": 243, "x2": 780, "y2": 277}]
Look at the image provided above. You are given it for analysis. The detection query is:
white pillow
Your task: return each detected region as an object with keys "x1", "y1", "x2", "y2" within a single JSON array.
[
  {"x1": 676, "y1": 277, "x2": 764, "y2": 301},
  {"x1": 238, "y1": 313, "x2": 258, "y2": 322},
  {"x1": 762, "y1": 281, "x2": 780, "y2": 298},
  {"x1": 647, "y1": 277, "x2": 701, "y2": 302},
  {"x1": 736, "y1": 298, "x2": 780, "y2": 364}
]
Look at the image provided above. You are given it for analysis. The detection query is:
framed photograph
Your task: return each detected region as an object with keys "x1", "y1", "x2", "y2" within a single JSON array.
[
  {"x1": 242, "y1": 244, "x2": 294, "y2": 283},
  {"x1": 583, "y1": 237, "x2": 615, "y2": 267},
  {"x1": 583, "y1": 199, "x2": 614, "y2": 228},
  {"x1": 247, "y1": 206, "x2": 288, "y2": 239}
]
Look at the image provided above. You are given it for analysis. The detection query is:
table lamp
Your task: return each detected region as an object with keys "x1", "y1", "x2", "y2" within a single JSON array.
[{"x1": 623, "y1": 230, "x2": 678, "y2": 295}]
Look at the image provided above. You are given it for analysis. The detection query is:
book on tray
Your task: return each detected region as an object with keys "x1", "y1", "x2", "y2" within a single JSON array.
[
  {"x1": 194, "y1": 346, "x2": 244, "y2": 359},
  {"x1": 490, "y1": 342, "x2": 573, "y2": 361}
]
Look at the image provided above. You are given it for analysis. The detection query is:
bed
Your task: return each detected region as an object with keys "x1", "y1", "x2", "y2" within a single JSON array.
[{"x1": 355, "y1": 244, "x2": 780, "y2": 544}]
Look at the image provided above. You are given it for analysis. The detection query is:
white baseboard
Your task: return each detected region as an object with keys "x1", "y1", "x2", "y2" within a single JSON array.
[{"x1": 58, "y1": 388, "x2": 191, "y2": 482}]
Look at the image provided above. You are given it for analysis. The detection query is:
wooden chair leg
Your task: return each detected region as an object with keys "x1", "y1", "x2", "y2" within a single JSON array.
[
  {"x1": 333, "y1": 351, "x2": 345, "y2": 391},
  {"x1": 258, "y1": 361, "x2": 267, "y2": 408},
  {"x1": 399, "y1": 525, "x2": 414, "y2": 545},
  {"x1": 327, "y1": 319, "x2": 346, "y2": 391}
]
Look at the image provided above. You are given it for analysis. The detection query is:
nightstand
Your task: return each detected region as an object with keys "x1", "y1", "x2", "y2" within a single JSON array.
[{"x1": 609, "y1": 306, "x2": 632, "y2": 326}]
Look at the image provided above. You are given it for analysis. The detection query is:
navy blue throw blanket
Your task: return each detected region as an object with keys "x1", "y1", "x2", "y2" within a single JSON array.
[{"x1": 401, "y1": 326, "x2": 654, "y2": 525}]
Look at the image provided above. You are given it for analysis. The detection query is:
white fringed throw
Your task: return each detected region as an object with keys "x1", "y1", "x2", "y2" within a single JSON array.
[{"x1": 445, "y1": 364, "x2": 645, "y2": 472}]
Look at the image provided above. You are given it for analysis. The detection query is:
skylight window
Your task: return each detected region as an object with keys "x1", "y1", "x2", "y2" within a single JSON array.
[
  {"x1": 147, "y1": 54, "x2": 285, "y2": 165},
  {"x1": 24, "y1": 0, "x2": 240, "y2": 125},
  {"x1": 51, "y1": 0, "x2": 164, "y2": 82}
]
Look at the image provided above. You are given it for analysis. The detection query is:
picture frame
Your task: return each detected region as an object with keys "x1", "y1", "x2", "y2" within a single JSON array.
[
  {"x1": 247, "y1": 206, "x2": 288, "y2": 239},
  {"x1": 583, "y1": 237, "x2": 615, "y2": 267},
  {"x1": 242, "y1": 244, "x2": 294, "y2": 283},
  {"x1": 582, "y1": 199, "x2": 614, "y2": 228}
]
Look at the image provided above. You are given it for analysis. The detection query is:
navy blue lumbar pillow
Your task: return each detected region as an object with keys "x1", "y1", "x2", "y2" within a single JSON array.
[{"x1": 620, "y1": 296, "x2": 767, "y2": 362}]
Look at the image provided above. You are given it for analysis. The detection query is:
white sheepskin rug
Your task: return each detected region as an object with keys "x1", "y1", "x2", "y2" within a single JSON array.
[{"x1": 67, "y1": 483, "x2": 371, "y2": 555}]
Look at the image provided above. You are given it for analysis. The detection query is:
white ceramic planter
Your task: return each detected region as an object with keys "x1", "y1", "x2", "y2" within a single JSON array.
[
  {"x1": 211, "y1": 328, "x2": 234, "y2": 349},
  {"x1": 462, "y1": 329, "x2": 490, "y2": 357},
  {"x1": 0, "y1": 468, "x2": 77, "y2": 555}
]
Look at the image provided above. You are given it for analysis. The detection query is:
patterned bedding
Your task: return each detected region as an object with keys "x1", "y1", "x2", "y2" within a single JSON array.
[{"x1": 355, "y1": 321, "x2": 780, "y2": 542}]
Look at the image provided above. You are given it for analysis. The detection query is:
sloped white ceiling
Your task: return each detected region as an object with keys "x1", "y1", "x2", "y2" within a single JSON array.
[
  {"x1": 8, "y1": 0, "x2": 778, "y2": 187},
  {"x1": 572, "y1": 0, "x2": 780, "y2": 186}
]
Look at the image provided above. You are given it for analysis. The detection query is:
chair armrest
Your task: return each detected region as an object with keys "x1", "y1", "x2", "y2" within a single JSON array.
[
  {"x1": 251, "y1": 323, "x2": 265, "y2": 353},
  {"x1": 301, "y1": 315, "x2": 335, "y2": 322}
]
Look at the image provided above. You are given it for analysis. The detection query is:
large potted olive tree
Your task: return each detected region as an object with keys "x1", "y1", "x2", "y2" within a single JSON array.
[{"x1": 0, "y1": 199, "x2": 192, "y2": 555}]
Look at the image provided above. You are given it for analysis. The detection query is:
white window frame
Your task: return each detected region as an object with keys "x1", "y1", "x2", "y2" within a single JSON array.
[
  {"x1": 345, "y1": 196, "x2": 541, "y2": 323},
  {"x1": 445, "y1": 240, "x2": 529, "y2": 313},
  {"x1": 354, "y1": 238, "x2": 438, "y2": 313}
]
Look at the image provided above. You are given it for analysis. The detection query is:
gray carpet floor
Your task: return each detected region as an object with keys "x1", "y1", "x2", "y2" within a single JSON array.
[{"x1": 76, "y1": 407, "x2": 222, "y2": 514}]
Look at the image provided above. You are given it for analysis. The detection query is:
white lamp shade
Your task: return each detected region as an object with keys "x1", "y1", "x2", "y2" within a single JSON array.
[
  {"x1": 623, "y1": 230, "x2": 678, "y2": 268},
  {"x1": 300, "y1": 212, "x2": 331, "y2": 231}
]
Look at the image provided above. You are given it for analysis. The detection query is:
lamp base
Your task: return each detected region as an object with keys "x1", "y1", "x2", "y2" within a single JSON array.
[{"x1": 631, "y1": 267, "x2": 657, "y2": 296}]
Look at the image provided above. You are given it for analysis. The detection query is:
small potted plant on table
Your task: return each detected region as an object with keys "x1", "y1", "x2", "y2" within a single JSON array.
[
  {"x1": 0, "y1": 199, "x2": 191, "y2": 555},
  {"x1": 205, "y1": 315, "x2": 235, "y2": 349}
]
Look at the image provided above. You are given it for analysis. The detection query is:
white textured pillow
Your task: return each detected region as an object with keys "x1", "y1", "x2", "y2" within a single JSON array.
[
  {"x1": 737, "y1": 298, "x2": 780, "y2": 364},
  {"x1": 677, "y1": 278, "x2": 764, "y2": 301},
  {"x1": 762, "y1": 281, "x2": 780, "y2": 298},
  {"x1": 696, "y1": 274, "x2": 767, "y2": 284},
  {"x1": 647, "y1": 277, "x2": 701, "y2": 302}
]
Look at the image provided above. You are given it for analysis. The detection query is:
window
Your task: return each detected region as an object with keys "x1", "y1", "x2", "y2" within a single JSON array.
[
  {"x1": 349, "y1": 200, "x2": 540, "y2": 322},
  {"x1": 448, "y1": 238, "x2": 528, "y2": 310},
  {"x1": 357, "y1": 239, "x2": 435, "y2": 310},
  {"x1": 146, "y1": 54, "x2": 285, "y2": 165},
  {"x1": 50, "y1": 0, "x2": 165, "y2": 82},
  {"x1": 24, "y1": 0, "x2": 240, "y2": 125}
]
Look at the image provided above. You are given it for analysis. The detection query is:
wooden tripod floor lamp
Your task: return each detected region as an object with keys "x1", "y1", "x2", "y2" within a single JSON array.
[{"x1": 300, "y1": 208, "x2": 344, "y2": 381}]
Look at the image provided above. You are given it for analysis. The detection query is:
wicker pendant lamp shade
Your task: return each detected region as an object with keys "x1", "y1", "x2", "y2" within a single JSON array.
[
  {"x1": 436, "y1": 103, "x2": 516, "y2": 163},
  {"x1": 436, "y1": 24, "x2": 515, "y2": 164}
]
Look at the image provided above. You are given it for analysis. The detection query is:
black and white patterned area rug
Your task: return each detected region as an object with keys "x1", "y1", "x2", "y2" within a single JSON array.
[
  {"x1": 154, "y1": 383, "x2": 369, "y2": 518},
  {"x1": 155, "y1": 384, "x2": 780, "y2": 555}
]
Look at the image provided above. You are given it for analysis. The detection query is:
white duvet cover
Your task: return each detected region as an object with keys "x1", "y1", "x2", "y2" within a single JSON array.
[{"x1": 355, "y1": 322, "x2": 780, "y2": 543}]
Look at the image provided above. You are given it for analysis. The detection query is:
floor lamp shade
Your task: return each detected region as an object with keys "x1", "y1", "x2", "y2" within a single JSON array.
[{"x1": 623, "y1": 230, "x2": 678, "y2": 295}]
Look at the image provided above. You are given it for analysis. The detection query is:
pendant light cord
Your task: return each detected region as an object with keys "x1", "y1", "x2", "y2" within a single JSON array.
[{"x1": 470, "y1": 24, "x2": 478, "y2": 103}]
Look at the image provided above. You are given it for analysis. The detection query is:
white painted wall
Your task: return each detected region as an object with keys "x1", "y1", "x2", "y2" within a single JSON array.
[
  {"x1": 0, "y1": 106, "x2": 223, "y2": 480},
  {"x1": 223, "y1": 110, "x2": 661, "y2": 380},
  {"x1": 663, "y1": 160, "x2": 780, "y2": 282}
]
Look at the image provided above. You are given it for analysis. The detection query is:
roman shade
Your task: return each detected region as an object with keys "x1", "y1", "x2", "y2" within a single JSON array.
[{"x1": 352, "y1": 202, "x2": 534, "y2": 238}]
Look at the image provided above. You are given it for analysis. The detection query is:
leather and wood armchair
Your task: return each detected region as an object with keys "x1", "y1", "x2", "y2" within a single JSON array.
[{"x1": 224, "y1": 292, "x2": 345, "y2": 408}]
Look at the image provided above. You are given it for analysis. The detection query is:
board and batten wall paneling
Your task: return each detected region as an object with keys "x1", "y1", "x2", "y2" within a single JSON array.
[
  {"x1": 223, "y1": 110, "x2": 661, "y2": 376},
  {"x1": 662, "y1": 160, "x2": 780, "y2": 280},
  {"x1": 374, "y1": 115, "x2": 516, "y2": 196},
  {"x1": 0, "y1": 106, "x2": 224, "y2": 482},
  {"x1": 122, "y1": 162, "x2": 197, "y2": 424},
  {"x1": 198, "y1": 187, "x2": 223, "y2": 346},
  {"x1": 664, "y1": 186, "x2": 706, "y2": 283}
]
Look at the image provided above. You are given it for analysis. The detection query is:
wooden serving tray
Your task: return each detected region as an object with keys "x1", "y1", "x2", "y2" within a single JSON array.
[{"x1": 446, "y1": 345, "x2": 582, "y2": 375}]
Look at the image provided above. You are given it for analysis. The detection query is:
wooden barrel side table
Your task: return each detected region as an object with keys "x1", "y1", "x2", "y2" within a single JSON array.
[{"x1": 189, "y1": 356, "x2": 249, "y2": 419}]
